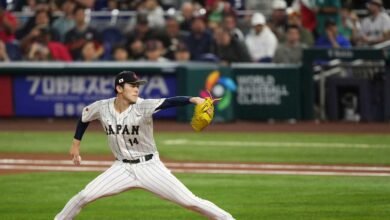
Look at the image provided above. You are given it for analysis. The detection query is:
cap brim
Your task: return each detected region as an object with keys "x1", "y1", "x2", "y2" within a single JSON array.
[{"x1": 131, "y1": 80, "x2": 147, "y2": 85}]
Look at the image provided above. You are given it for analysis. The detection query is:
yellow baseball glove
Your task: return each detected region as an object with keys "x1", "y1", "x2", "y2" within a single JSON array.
[{"x1": 191, "y1": 97, "x2": 216, "y2": 132}]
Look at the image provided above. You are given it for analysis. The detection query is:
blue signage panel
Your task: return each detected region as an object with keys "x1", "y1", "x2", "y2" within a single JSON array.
[{"x1": 14, "y1": 74, "x2": 177, "y2": 118}]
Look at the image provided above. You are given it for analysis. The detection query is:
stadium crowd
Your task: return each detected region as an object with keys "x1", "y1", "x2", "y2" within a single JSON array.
[{"x1": 0, "y1": 0, "x2": 389, "y2": 64}]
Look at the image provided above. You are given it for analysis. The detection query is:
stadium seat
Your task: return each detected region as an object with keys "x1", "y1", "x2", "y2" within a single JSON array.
[
  {"x1": 102, "y1": 27, "x2": 125, "y2": 45},
  {"x1": 6, "y1": 42, "x2": 22, "y2": 61},
  {"x1": 101, "y1": 27, "x2": 125, "y2": 60}
]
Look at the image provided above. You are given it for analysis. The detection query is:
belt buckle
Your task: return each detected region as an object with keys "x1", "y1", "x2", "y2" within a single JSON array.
[
  {"x1": 146, "y1": 154, "x2": 153, "y2": 161},
  {"x1": 122, "y1": 154, "x2": 153, "y2": 164}
]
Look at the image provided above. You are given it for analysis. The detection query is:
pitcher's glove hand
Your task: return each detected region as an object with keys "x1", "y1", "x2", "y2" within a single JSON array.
[{"x1": 191, "y1": 97, "x2": 217, "y2": 132}]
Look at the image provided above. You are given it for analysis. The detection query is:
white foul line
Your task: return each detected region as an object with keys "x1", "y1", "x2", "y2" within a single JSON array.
[
  {"x1": 164, "y1": 162, "x2": 390, "y2": 172},
  {"x1": 1, "y1": 164, "x2": 390, "y2": 177},
  {"x1": 162, "y1": 139, "x2": 388, "y2": 149},
  {"x1": 2, "y1": 159, "x2": 390, "y2": 172},
  {"x1": 0, "y1": 164, "x2": 105, "y2": 172},
  {"x1": 1, "y1": 159, "x2": 390, "y2": 177},
  {"x1": 0, "y1": 159, "x2": 113, "y2": 166},
  {"x1": 170, "y1": 169, "x2": 390, "y2": 177}
]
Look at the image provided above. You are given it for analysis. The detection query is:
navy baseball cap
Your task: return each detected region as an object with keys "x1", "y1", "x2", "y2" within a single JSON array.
[{"x1": 115, "y1": 71, "x2": 147, "y2": 87}]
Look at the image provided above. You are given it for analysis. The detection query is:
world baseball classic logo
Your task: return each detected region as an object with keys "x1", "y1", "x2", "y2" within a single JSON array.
[{"x1": 200, "y1": 70, "x2": 236, "y2": 111}]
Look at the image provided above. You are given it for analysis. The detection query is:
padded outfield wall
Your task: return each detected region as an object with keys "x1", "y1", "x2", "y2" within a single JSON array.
[
  {"x1": 0, "y1": 62, "x2": 307, "y2": 121},
  {"x1": 1, "y1": 48, "x2": 389, "y2": 122}
]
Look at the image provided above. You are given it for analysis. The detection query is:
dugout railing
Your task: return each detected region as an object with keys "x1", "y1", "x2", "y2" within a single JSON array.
[{"x1": 302, "y1": 47, "x2": 390, "y2": 122}]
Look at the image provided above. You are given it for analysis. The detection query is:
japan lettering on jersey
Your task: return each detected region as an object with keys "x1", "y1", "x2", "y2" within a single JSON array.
[{"x1": 81, "y1": 97, "x2": 165, "y2": 160}]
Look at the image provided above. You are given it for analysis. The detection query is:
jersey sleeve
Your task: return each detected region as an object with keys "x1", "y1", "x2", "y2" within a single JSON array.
[
  {"x1": 81, "y1": 100, "x2": 102, "y2": 122},
  {"x1": 136, "y1": 98, "x2": 166, "y2": 116},
  {"x1": 156, "y1": 96, "x2": 192, "y2": 110}
]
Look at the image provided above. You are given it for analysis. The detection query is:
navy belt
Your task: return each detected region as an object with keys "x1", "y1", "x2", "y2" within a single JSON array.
[{"x1": 119, "y1": 154, "x2": 153, "y2": 164}]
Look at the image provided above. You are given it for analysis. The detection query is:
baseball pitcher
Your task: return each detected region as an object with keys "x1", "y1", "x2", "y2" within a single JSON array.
[{"x1": 54, "y1": 71, "x2": 234, "y2": 220}]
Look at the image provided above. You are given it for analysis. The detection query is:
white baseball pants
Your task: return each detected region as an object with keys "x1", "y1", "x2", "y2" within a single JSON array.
[{"x1": 55, "y1": 155, "x2": 234, "y2": 220}]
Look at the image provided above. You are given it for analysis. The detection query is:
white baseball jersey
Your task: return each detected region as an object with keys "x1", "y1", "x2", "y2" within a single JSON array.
[
  {"x1": 360, "y1": 12, "x2": 390, "y2": 42},
  {"x1": 81, "y1": 97, "x2": 165, "y2": 160},
  {"x1": 55, "y1": 96, "x2": 235, "y2": 220}
]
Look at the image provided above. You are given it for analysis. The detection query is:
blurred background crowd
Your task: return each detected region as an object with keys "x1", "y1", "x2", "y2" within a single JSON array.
[{"x1": 0, "y1": 0, "x2": 389, "y2": 64}]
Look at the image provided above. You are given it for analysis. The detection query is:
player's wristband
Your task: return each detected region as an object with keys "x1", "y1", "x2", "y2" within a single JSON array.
[
  {"x1": 74, "y1": 117, "x2": 90, "y2": 140},
  {"x1": 156, "y1": 96, "x2": 192, "y2": 110}
]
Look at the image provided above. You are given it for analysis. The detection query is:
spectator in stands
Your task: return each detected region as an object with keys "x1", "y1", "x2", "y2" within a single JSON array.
[
  {"x1": 14, "y1": 0, "x2": 50, "y2": 12},
  {"x1": 315, "y1": 19, "x2": 351, "y2": 48},
  {"x1": 19, "y1": 9, "x2": 59, "y2": 53},
  {"x1": 211, "y1": 27, "x2": 251, "y2": 64},
  {"x1": 42, "y1": 27, "x2": 72, "y2": 61},
  {"x1": 51, "y1": 0, "x2": 76, "y2": 42},
  {"x1": 0, "y1": 40, "x2": 9, "y2": 61},
  {"x1": 339, "y1": 7, "x2": 360, "y2": 45},
  {"x1": 24, "y1": 26, "x2": 72, "y2": 61},
  {"x1": 144, "y1": 39, "x2": 169, "y2": 62},
  {"x1": 26, "y1": 41, "x2": 50, "y2": 61},
  {"x1": 185, "y1": 16, "x2": 213, "y2": 60},
  {"x1": 65, "y1": 5, "x2": 102, "y2": 60},
  {"x1": 206, "y1": 0, "x2": 235, "y2": 31},
  {"x1": 174, "y1": 41, "x2": 190, "y2": 62},
  {"x1": 273, "y1": 25, "x2": 307, "y2": 64},
  {"x1": 358, "y1": 0, "x2": 390, "y2": 45},
  {"x1": 222, "y1": 14, "x2": 244, "y2": 42},
  {"x1": 0, "y1": 4, "x2": 19, "y2": 43},
  {"x1": 128, "y1": 39, "x2": 145, "y2": 60},
  {"x1": 141, "y1": 0, "x2": 165, "y2": 30},
  {"x1": 164, "y1": 16, "x2": 188, "y2": 60},
  {"x1": 108, "y1": 0, "x2": 119, "y2": 10},
  {"x1": 75, "y1": 0, "x2": 95, "y2": 9},
  {"x1": 285, "y1": 10, "x2": 314, "y2": 46},
  {"x1": 17, "y1": 9, "x2": 58, "y2": 41},
  {"x1": 128, "y1": 0, "x2": 143, "y2": 11},
  {"x1": 245, "y1": 12, "x2": 278, "y2": 62},
  {"x1": 291, "y1": 0, "x2": 317, "y2": 33},
  {"x1": 49, "y1": 0, "x2": 61, "y2": 13},
  {"x1": 315, "y1": 0, "x2": 342, "y2": 36},
  {"x1": 179, "y1": 2, "x2": 195, "y2": 32},
  {"x1": 80, "y1": 40, "x2": 101, "y2": 61},
  {"x1": 112, "y1": 45, "x2": 129, "y2": 61},
  {"x1": 125, "y1": 13, "x2": 168, "y2": 46},
  {"x1": 267, "y1": 0, "x2": 288, "y2": 41}
]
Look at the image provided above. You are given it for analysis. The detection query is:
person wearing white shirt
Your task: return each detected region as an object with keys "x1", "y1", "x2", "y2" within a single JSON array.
[
  {"x1": 144, "y1": 0, "x2": 166, "y2": 29},
  {"x1": 359, "y1": 0, "x2": 390, "y2": 45},
  {"x1": 245, "y1": 12, "x2": 278, "y2": 62}
]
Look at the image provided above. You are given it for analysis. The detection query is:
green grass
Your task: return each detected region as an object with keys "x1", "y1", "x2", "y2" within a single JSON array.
[
  {"x1": 1, "y1": 131, "x2": 390, "y2": 219},
  {"x1": 0, "y1": 172, "x2": 389, "y2": 220},
  {"x1": 1, "y1": 132, "x2": 390, "y2": 164}
]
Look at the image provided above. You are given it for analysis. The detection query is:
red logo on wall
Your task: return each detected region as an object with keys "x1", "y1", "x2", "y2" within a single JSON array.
[{"x1": 0, "y1": 76, "x2": 14, "y2": 116}]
